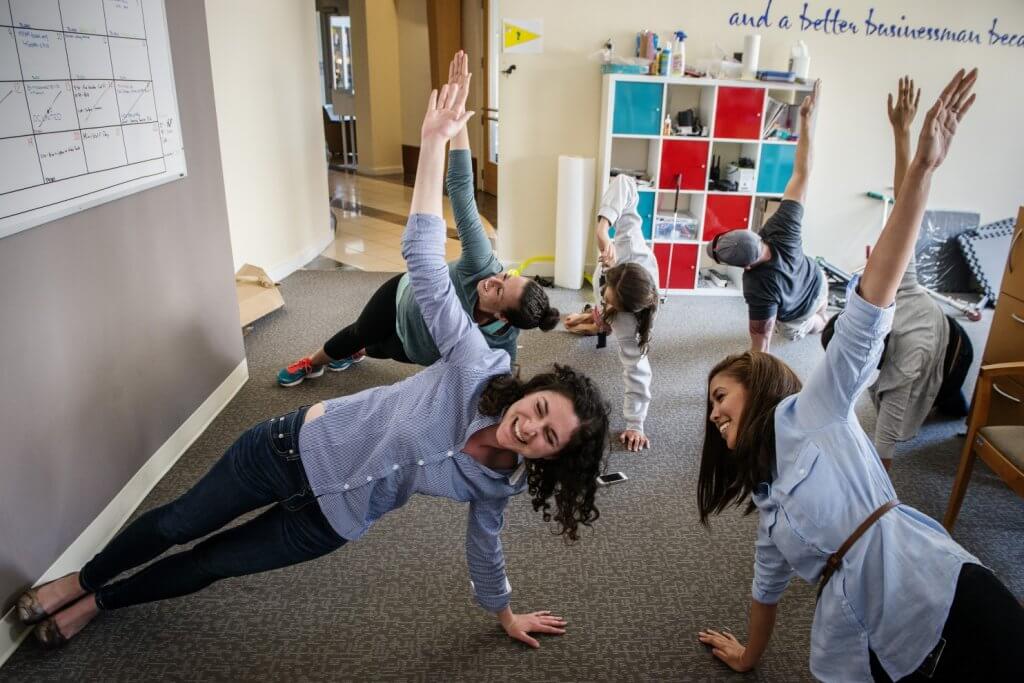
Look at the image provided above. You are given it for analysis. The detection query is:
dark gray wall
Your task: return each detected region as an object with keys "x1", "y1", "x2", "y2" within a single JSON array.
[{"x1": 0, "y1": 0, "x2": 244, "y2": 607}]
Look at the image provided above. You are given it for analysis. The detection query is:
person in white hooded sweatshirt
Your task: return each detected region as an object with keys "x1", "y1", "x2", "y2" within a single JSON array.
[{"x1": 565, "y1": 173, "x2": 660, "y2": 452}]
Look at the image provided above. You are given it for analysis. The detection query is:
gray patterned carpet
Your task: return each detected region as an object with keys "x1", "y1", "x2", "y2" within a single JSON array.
[{"x1": 4, "y1": 270, "x2": 1021, "y2": 682}]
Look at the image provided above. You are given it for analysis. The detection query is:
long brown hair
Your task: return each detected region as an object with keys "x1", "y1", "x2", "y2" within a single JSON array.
[
  {"x1": 697, "y1": 352, "x2": 802, "y2": 526},
  {"x1": 603, "y1": 263, "x2": 658, "y2": 355},
  {"x1": 478, "y1": 365, "x2": 609, "y2": 542}
]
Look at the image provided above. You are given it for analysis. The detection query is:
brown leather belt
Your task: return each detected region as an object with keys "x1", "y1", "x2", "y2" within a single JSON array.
[{"x1": 816, "y1": 500, "x2": 900, "y2": 601}]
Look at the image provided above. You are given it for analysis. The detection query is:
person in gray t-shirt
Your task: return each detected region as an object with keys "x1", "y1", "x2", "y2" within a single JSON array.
[{"x1": 706, "y1": 81, "x2": 828, "y2": 352}]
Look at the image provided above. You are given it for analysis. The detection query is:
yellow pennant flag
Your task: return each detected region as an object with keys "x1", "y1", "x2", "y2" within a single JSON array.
[{"x1": 504, "y1": 22, "x2": 541, "y2": 49}]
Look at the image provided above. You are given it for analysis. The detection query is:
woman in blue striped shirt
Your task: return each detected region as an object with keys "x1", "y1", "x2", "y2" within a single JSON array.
[
  {"x1": 19, "y1": 79, "x2": 609, "y2": 651},
  {"x1": 697, "y1": 70, "x2": 1024, "y2": 681}
]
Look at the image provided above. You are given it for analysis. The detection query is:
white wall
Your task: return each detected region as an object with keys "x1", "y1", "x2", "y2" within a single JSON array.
[
  {"x1": 205, "y1": 0, "x2": 331, "y2": 279},
  {"x1": 498, "y1": 0, "x2": 1024, "y2": 272}
]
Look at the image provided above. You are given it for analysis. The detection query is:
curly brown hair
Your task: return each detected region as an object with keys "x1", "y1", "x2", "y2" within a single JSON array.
[{"x1": 478, "y1": 364, "x2": 610, "y2": 542}]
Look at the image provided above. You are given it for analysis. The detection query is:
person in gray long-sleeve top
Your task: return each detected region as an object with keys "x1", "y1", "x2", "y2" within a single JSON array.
[
  {"x1": 19, "y1": 76, "x2": 610, "y2": 651},
  {"x1": 277, "y1": 52, "x2": 559, "y2": 387}
]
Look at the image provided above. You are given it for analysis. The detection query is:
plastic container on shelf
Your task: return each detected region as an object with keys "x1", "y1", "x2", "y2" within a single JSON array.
[
  {"x1": 653, "y1": 212, "x2": 698, "y2": 241},
  {"x1": 789, "y1": 40, "x2": 810, "y2": 80}
]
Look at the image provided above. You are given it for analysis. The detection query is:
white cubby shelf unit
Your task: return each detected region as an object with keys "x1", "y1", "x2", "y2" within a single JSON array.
[{"x1": 596, "y1": 74, "x2": 814, "y2": 296}]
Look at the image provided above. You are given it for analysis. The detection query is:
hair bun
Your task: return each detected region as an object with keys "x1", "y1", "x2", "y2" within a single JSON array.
[{"x1": 539, "y1": 307, "x2": 560, "y2": 332}]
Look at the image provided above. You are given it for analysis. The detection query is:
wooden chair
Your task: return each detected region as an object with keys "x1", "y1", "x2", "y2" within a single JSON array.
[{"x1": 943, "y1": 361, "x2": 1024, "y2": 530}]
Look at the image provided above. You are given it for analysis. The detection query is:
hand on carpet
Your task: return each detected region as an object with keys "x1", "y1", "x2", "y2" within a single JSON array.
[
  {"x1": 619, "y1": 429, "x2": 650, "y2": 452},
  {"x1": 501, "y1": 610, "x2": 567, "y2": 648},
  {"x1": 698, "y1": 628, "x2": 752, "y2": 672}
]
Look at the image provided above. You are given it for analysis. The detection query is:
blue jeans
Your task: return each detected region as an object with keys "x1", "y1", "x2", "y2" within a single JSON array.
[{"x1": 80, "y1": 406, "x2": 346, "y2": 610}]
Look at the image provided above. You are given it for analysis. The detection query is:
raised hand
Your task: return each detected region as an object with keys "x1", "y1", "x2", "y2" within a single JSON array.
[
  {"x1": 887, "y1": 75, "x2": 921, "y2": 132},
  {"x1": 502, "y1": 610, "x2": 568, "y2": 648},
  {"x1": 447, "y1": 50, "x2": 471, "y2": 118},
  {"x1": 420, "y1": 82, "x2": 474, "y2": 144},
  {"x1": 799, "y1": 79, "x2": 821, "y2": 126},
  {"x1": 914, "y1": 68, "x2": 977, "y2": 171}
]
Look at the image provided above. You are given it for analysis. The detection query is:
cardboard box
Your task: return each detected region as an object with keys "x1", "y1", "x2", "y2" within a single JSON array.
[{"x1": 235, "y1": 264, "x2": 284, "y2": 327}]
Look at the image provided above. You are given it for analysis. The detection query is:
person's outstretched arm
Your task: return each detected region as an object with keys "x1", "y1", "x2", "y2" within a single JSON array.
[
  {"x1": 404, "y1": 83, "x2": 487, "y2": 366},
  {"x1": 444, "y1": 51, "x2": 497, "y2": 274},
  {"x1": 782, "y1": 79, "x2": 819, "y2": 205},
  {"x1": 795, "y1": 69, "x2": 977, "y2": 427},
  {"x1": 860, "y1": 68, "x2": 976, "y2": 309},
  {"x1": 699, "y1": 511, "x2": 791, "y2": 671},
  {"x1": 466, "y1": 498, "x2": 568, "y2": 647}
]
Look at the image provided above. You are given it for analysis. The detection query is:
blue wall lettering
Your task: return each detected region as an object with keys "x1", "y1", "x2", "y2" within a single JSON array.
[{"x1": 723, "y1": 1, "x2": 1020, "y2": 48}]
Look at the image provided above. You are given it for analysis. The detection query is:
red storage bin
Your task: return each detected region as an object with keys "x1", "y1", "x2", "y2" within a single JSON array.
[
  {"x1": 668, "y1": 244, "x2": 698, "y2": 289},
  {"x1": 658, "y1": 139, "x2": 709, "y2": 190},
  {"x1": 714, "y1": 87, "x2": 765, "y2": 140},
  {"x1": 703, "y1": 194, "x2": 752, "y2": 242}
]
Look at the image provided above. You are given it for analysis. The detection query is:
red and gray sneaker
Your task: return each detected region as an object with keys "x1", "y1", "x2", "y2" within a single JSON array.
[{"x1": 277, "y1": 357, "x2": 325, "y2": 387}]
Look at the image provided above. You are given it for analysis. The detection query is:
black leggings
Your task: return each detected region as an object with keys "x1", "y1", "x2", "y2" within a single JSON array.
[
  {"x1": 323, "y1": 273, "x2": 411, "y2": 364},
  {"x1": 869, "y1": 563, "x2": 1024, "y2": 681},
  {"x1": 933, "y1": 315, "x2": 974, "y2": 417}
]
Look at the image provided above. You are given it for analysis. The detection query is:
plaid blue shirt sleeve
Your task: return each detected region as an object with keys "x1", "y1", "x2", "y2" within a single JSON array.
[
  {"x1": 794, "y1": 276, "x2": 895, "y2": 428},
  {"x1": 402, "y1": 213, "x2": 494, "y2": 367},
  {"x1": 466, "y1": 496, "x2": 512, "y2": 612},
  {"x1": 752, "y1": 510, "x2": 795, "y2": 604}
]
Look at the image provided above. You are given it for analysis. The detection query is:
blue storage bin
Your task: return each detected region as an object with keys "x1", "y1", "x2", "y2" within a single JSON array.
[
  {"x1": 757, "y1": 143, "x2": 796, "y2": 194},
  {"x1": 612, "y1": 82, "x2": 663, "y2": 135}
]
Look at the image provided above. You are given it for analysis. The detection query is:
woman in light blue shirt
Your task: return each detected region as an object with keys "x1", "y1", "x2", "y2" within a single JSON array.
[
  {"x1": 697, "y1": 70, "x2": 1024, "y2": 681},
  {"x1": 19, "y1": 80, "x2": 610, "y2": 651}
]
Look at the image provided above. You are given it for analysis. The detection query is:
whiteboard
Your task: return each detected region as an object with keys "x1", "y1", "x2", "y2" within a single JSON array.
[{"x1": 0, "y1": 0, "x2": 186, "y2": 240}]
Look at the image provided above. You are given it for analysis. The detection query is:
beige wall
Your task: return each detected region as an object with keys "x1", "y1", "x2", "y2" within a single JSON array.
[
  {"x1": 205, "y1": 0, "x2": 330, "y2": 278},
  {"x1": 397, "y1": 0, "x2": 431, "y2": 148},
  {"x1": 350, "y1": 0, "x2": 403, "y2": 174},
  {"x1": 462, "y1": 0, "x2": 485, "y2": 166},
  {"x1": 498, "y1": 0, "x2": 1024, "y2": 271}
]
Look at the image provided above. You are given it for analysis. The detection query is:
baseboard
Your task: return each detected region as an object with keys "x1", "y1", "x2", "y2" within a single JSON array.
[
  {"x1": 266, "y1": 230, "x2": 335, "y2": 283},
  {"x1": 357, "y1": 165, "x2": 403, "y2": 177},
  {"x1": 0, "y1": 358, "x2": 250, "y2": 669}
]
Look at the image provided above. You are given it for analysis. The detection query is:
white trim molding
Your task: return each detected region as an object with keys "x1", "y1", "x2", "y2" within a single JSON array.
[{"x1": 0, "y1": 358, "x2": 249, "y2": 668}]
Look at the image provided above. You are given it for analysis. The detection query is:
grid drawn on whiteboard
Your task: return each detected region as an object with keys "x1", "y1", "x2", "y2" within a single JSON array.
[{"x1": 0, "y1": 0, "x2": 184, "y2": 226}]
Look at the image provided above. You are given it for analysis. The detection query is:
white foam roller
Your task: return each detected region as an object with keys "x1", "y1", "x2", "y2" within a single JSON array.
[{"x1": 554, "y1": 155, "x2": 595, "y2": 289}]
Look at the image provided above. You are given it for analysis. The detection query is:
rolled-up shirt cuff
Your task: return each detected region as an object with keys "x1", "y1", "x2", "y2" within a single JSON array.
[
  {"x1": 751, "y1": 577, "x2": 789, "y2": 605},
  {"x1": 598, "y1": 205, "x2": 622, "y2": 225},
  {"x1": 401, "y1": 214, "x2": 447, "y2": 253},
  {"x1": 624, "y1": 419, "x2": 644, "y2": 433},
  {"x1": 875, "y1": 439, "x2": 897, "y2": 462},
  {"x1": 470, "y1": 578, "x2": 513, "y2": 612},
  {"x1": 843, "y1": 275, "x2": 895, "y2": 336}
]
